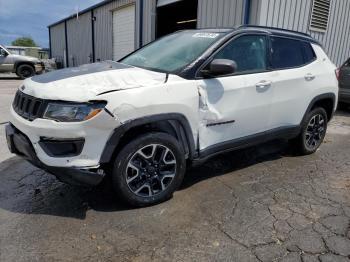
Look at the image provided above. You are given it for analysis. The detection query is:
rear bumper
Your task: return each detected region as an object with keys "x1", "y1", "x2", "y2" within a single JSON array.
[{"x1": 5, "y1": 123, "x2": 105, "y2": 186}]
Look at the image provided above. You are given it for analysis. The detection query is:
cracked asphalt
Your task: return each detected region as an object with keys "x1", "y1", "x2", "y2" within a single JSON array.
[{"x1": 1, "y1": 79, "x2": 350, "y2": 262}]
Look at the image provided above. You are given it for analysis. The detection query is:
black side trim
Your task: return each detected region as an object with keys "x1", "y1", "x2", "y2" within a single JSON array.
[
  {"x1": 301, "y1": 93, "x2": 336, "y2": 123},
  {"x1": 100, "y1": 113, "x2": 197, "y2": 163},
  {"x1": 206, "y1": 119, "x2": 235, "y2": 127},
  {"x1": 196, "y1": 125, "x2": 300, "y2": 162}
]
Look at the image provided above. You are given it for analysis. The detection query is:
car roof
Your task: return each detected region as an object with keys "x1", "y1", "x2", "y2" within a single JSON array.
[{"x1": 184, "y1": 25, "x2": 319, "y2": 45}]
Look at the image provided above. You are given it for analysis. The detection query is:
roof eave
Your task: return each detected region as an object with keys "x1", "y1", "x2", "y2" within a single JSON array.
[{"x1": 47, "y1": 0, "x2": 113, "y2": 28}]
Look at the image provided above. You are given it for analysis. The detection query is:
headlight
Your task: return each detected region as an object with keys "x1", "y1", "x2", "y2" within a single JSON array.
[{"x1": 43, "y1": 101, "x2": 106, "y2": 122}]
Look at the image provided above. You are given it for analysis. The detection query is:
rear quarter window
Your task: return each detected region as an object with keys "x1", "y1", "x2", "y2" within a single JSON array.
[
  {"x1": 301, "y1": 42, "x2": 316, "y2": 63},
  {"x1": 271, "y1": 37, "x2": 316, "y2": 70}
]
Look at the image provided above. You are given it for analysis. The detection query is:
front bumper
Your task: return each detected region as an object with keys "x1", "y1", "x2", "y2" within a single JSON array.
[{"x1": 5, "y1": 123, "x2": 105, "y2": 186}]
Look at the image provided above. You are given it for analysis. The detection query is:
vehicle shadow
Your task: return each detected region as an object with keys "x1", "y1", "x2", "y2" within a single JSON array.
[
  {"x1": 181, "y1": 139, "x2": 289, "y2": 190},
  {"x1": 0, "y1": 139, "x2": 291, "y2": 219}
]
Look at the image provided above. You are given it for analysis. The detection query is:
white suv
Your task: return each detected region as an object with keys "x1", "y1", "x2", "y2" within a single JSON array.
[{"x1": 6, "y1": 26, "x2": 338, "y2": 206}]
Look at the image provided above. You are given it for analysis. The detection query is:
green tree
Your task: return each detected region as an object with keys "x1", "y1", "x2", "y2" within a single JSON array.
[{"x1": 11, "y1": 37, "x2": 37, "y2": 47}]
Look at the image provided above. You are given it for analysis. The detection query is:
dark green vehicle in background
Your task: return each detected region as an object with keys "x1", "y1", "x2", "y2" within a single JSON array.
[{"x1": 338, "y1": 58, "x2": 350, "y2": 109}]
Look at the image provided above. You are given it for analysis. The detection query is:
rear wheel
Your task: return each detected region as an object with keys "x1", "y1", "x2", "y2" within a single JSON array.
[
  {"x1": 16, "y1": 64, "x2": 35, "y2": 79},
  {"x1": 112, "y1": 132, "x2": 186, "y2": 207},
  {"x1": 292, "y1": 107, "x2": 328, "y2": 155}
]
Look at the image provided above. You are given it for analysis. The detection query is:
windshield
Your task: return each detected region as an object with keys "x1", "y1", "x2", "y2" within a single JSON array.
[{"x1": 121, "y1": 31, "x2": 225, "y2": 73}]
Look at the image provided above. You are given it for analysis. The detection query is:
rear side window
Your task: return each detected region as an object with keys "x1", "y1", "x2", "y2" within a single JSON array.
[
  {"x1": 271, "y1": 37, "x2": 315, "y2": 70},
  {"x1": 301, "y1": 42, "x2": 316, "y2": 63}
]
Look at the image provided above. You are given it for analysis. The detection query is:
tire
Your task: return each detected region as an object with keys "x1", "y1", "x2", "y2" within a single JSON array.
[
  {"x1": 292, "y1": 107, "x2": 328, "y2": 155},
  {"x1": 16, "y1": 64, "x2": 35, "y2": 79},
  {"x1": 112, "y1": 132, "x2": 186, "y2": 207}
]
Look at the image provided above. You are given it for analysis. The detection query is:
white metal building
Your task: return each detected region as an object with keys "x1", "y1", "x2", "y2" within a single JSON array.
[{"x1": 48, "y1": 0, "x2": 350, "y2": 68}]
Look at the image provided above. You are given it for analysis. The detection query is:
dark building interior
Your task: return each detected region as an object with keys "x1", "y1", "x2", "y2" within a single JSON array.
[{"x1": 156, "y1": 0, "x2": 198, "y2": 38}]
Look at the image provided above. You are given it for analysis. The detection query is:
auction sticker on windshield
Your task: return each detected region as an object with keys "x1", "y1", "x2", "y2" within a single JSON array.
[{"x1": 192, "y1": 33, "x2": 220, "y2": 38}]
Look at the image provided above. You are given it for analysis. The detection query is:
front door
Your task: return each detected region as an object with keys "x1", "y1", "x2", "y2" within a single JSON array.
[{"x1": 197, "y1": 34, "x2": 273, "y2": 150}]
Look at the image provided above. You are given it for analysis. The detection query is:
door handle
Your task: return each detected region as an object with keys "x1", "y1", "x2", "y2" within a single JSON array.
[
  {"x1": 256, "y1": 80, "x2": 271, "y2": 90},
  {"x1": 305, "y1": 73, "x2": 315, "y2": 81}
]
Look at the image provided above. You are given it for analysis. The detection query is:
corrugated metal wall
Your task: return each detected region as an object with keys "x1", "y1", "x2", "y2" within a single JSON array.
[
  {"x1": 49, "y1": 23, "x2": 66, "y2": 65},
  {"x1": 250, "y1": 0, "x2": 350, "y2": 66},
  {"x1": 140, "y1": 0, "x2": 157, "y2": 44},
  {"x1": 93, "y1": 0, "x2": 135, "y2": 62},
  {"x1": 66, "y1": 12, "x2": 93, "y2": 67},
  {"x1": 49, "y1": 0, "x2": 350, "y2": 67},
  {"x1": 197, "y1": 0, "x2": 245, "y2": 28}
]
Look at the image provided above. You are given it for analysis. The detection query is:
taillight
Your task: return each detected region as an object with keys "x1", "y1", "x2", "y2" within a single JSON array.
[{"x1": 335, "y1": 68, "x2": 340, "y2": 81}]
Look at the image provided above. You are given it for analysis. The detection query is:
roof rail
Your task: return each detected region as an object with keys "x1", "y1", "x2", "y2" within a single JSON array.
[{"x1": 237, "y1": 25, "x2": 311, "y2": 37}]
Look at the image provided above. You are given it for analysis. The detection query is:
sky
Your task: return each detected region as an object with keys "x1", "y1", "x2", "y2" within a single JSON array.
[{"x1": 0, "y1": 0, "x2": 101, "y2": 48}]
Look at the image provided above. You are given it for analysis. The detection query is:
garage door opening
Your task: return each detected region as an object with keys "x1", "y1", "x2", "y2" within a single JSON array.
[{"x1": 156, "y1": 0, "x2": 198, "y2": 38}]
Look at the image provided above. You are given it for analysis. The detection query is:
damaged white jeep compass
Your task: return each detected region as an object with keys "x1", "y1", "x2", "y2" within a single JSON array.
[{"x1": 6, "y1": 26, "x2": 338, "y2": 206}]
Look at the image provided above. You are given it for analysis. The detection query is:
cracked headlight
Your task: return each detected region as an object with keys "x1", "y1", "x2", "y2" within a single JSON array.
[{"x1": 43, "y1": 101, "x2": 107, "y2": 122}]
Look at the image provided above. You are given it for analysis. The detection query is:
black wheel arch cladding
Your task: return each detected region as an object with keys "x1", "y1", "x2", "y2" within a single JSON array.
[
  {"x1": 301, "y1": 93, "x2": 336, "y2": 124},
  {"x1": 100, "y1": 113, "x2": 197, "y2": 164},
  {"x1": 15, "y1": 61, "x2": 35, "y2": 72}
]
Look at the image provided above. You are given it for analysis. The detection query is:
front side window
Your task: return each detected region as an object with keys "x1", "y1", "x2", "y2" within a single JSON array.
[
  {"x1": 211, "y1": 35, "x2": 267, "y2": 74},
  {"x1": 0, "y1": 47, "x2": 7, "y2": 56},
  {"x1": 121, "y1": 31, "x2": 225, "y2": 73},
  {"x1": 271, "y1": 37, "x2": 315, "y2": 69}
]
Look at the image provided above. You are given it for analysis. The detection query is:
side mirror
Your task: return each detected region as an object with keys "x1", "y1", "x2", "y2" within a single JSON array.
[{"x1": 203, "y1": 59, "x2": 237, "y2": 77}]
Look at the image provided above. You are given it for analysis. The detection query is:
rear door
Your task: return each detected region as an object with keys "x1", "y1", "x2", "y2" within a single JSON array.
[
  {"x1": 268, "y1": 37, "x2": 319, "y2": 128},
  {"x1": 197, "y1": 34, "x2": 274, "y2": 150}
]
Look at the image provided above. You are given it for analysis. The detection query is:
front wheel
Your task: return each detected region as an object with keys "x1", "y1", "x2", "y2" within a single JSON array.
[
  {"x1": 292, "y1": 107, "x2": 328, "y2": 155},
  {"x1": 16, "y1": 64, "x2": 35, "y2": 79},
  {"x1": 112, "y1": 132, "x2": 186, "y2": 207}
]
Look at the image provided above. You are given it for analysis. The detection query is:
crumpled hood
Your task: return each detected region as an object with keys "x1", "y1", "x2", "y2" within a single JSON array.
[{"x1": 21, "y1": 61, "x2": 168, "y2": 102}]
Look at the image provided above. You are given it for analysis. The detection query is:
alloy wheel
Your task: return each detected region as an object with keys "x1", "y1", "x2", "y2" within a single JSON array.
[
  {"x1": 125, "y1": 144, "x2": 177, "y2": 197},
  {"x1": 305, "y1": 114, "x2": 325, "y2": 150}
]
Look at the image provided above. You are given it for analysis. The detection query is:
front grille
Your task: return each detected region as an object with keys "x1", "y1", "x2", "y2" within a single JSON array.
[{"x1": 12, "y1": 91, "x2": 46, "y2": 121}]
